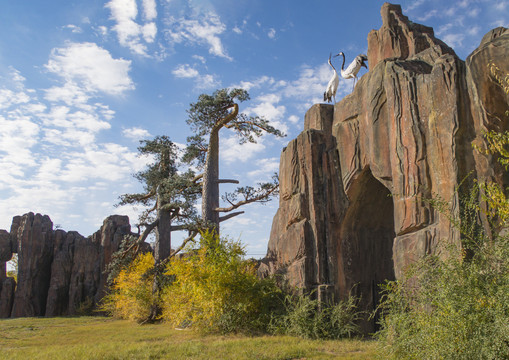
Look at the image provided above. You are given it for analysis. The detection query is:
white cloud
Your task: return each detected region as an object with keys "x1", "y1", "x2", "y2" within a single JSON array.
[
  {"x1": 495, "y1": 1, "x2": 508, "y2": 10},
  {"x1": 197, "y1": 74, "x2": 220, "y2": 89},
  {"x1": 403, "y1": 0, "x2": 425, "y2": 12},
  {"x1": 288, "y1": 115, "x2": 300, "y2": 124},
  {"x1": 0, "y1": 89, "x2": 30, "y2": 109},
  {"x1": 467, "y1": 25, "x2": 481, "y2": 36},
  {"x1": 172, "y1": 64, "x2": 199, "y2": 78},
  {"x1": 0, "y1": 59, "x2": 147, "y2": 236},
  {"x1": 96, "y1": 26, "x2": 109, "y2": 36},
  {"x1": 142, "y1": 0, "x2": 157, "y2": 20},
  {"x1": 166, "y1": 12, "x2": 232, "y2": 60},
  {"x1": 468, "y1": 8, "x2": 480, "y2": 17},
  {"x1": 231, "y1": 76, "x2": 277, "y2": 92},
  {"x1": 123, "y1": 126, "x2": 151, "y2": 139},
  {"x1": 64, "y1": 24, "x2": 83, "y2": 33},
  {"x1": 417, "y1": 10, "x2": 438, "y2": 22},
  {"x1": 220, "y1": 135, "x2": 266, "y2": 164},
  {"x1": 45, "y1": 42, "x2": 134, "y2": 96},
  {"x1": 106, "y1": 0, "x2": 157, "y2": 56},
  {"x1": 441, "y1": 33, "x2": 465, "y2": 48},
  {"x1": 44, "y1": 82, "x2": 91, "y2": 106},
  {"x1": 172, "y1": 64, "x2": 219, "y2": 90},
  {"x1": 232, "y1": 26, "x2": 242, "y2": 34},
  {"x1": 0, "y1": 116, "x2": 39, "y2": 164},
  {"x1": 245, "y1": 93, "x2": 288, "y2": 134},
  {"x1": 268, "y1": 28, "x2": 276, "y2": 39},
  {"x1": 192, "y1": 55, "x2": 206, "y2": 64},
  {"x1": 247, "y1": 157, "x2": 279, "y2": 180}
]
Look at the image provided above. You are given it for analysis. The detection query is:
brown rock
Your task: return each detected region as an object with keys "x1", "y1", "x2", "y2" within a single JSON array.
[
  {"x1": 0, "y1": 213, "x2": 139, "y2": 317},
  {"x1": 11, "y1": 213, "x2": 54, "y2": 317},
  {"x1": 367, "y1": 3, "x2": 455, "y2": 69},
  {"x1": 467, "y1": 28, "x2": 509, "y2": 182},
  {"x1": 0, "y1": 277, "x2": 16, "y2": 318},
  {"x1": 265, "y1": 105, "x2": 347, "y2": 291},
  {"x1": 93, "y1": 215, "x2": 131, "y2": 304},
  {"x1": 0, "y1": 230, "x2": 12, "y2": 262},
  {"x1": 67, "y1": 234, "x2": 102, "y2": 315},
  {"x1": 262, "y1": 3, "x2": 498, "y2": 333},
  {"x1": 45, "y1": 230, "x2": 83, "y2": 316}
]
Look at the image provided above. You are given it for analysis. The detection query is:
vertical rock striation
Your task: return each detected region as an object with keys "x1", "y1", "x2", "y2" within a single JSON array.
[
  {"x1": 0, "y1": 213, "x2": 137, "y2": 318},
  {"x1": 262, "y1": 3, "x2": 509, "y2": 333}
]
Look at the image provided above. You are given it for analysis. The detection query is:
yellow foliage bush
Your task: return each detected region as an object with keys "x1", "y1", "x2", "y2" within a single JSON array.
[
  {"x1": 101, "y1": 252, "x2": 156, "y2": 323},
  {"x1": 161, "y1": 232, "x2": 278, "y2": 334}
]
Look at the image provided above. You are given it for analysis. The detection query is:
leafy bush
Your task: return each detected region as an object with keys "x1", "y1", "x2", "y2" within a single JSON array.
[
  {"x1": 376, "y1": 237, "x2": 509, "y2": 359},
  {"x1": 100, "y1": 252, "x2": 156, "y2": 323},
  {"x1": 269, "y1": 292, "x2": 362, "y2": 340},
  {"x1": 161, "y1": 232, "x2": 283, "y2": 334},
  {"x1": 376, "y1": 126, "x2": 509, "y2": 359}
]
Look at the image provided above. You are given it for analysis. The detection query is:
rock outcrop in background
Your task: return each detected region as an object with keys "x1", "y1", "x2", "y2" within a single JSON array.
[
  {"x1": 259, "y1": 3, "x2": 509, "y2": 332},
  {"x1": 0, "y1": 213, "x2": 136, "y2": 318}
]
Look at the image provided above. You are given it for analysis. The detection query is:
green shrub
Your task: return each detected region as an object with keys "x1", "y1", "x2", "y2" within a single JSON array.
[
  {"x1": 269, "y1": 292, "x2": 362, "y2": 340},
  {"x1": 376, "y1": 237, "x2": 509, "y2": 359},
  {"x1": 376, "y1": 128, "x2": 509, "y2": 359}
]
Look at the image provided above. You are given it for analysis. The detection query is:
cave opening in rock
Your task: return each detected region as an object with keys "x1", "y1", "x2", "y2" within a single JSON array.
[{"x1": 338, "y1": 167, "x2": 395, "y2": 332}]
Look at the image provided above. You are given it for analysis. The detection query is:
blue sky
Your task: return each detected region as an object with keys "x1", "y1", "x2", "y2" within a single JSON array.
[{"x1": 1, "y1": 0, "x2": 507, "y2": 258}]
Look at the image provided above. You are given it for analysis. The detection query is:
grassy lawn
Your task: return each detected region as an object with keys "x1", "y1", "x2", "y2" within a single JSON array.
[{"x1": 0, "y1": 316, "x2": 377, "y2": 359}]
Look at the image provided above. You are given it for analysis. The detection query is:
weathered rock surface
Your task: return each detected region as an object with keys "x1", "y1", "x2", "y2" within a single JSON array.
[
  {"x1": 0, "y1": 230, "x2": 12, "y2": 263},
  {"x1": 262, "y1": 3, "x2": 509, "y2": 333},
  {"x1": 11, "y1": 213, "x2": 54, "y2": 317},
  {"x1": 0, "y1": 213, "x2": 139, "y2": 318},
  {"x1": 0, "y1": 277, "x2": 15, "y2": 317}
]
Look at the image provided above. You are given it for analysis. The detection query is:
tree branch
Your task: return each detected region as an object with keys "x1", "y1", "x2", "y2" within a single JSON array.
[
  {"x1": 122, "y1": 219, "x2": 159, "y2": 258},
  {"x1": 155, "y1": 230, "x2": 199, "y2": 270},
  {"x1": 219, "y1": 211, "x2": 244, "y2": 222},
  {"x1": 215, "y1": 185, "x2": 278, "y2": 213},
  {"x1": 193, "y1": 173, "x2": 204, "y2": 183},
  {"x1": 217, "y1": 179, "x2": 240, "y2": 184},
  {"x1": 215, "y1": 103, "x2": 239, "y2": 130}
]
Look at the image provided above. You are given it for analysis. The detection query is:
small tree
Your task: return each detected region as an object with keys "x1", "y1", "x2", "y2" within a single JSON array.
[
  {"x1": 117, "y1": 136, "x2": 201, "y2": 264},
  {"x1": 184, "y1": 88, "x2": 284, "y2": 233}
]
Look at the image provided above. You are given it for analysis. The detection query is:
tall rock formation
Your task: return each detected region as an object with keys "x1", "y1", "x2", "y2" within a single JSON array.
[
  {"x1": 261, "y1": 3, "x2": 509, "y2": 333},
  {"x1": 0, "y1": 213, "x2": 137, "y2": 318}
]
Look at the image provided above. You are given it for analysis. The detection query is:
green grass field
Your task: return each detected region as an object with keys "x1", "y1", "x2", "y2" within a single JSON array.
[{"x1": 0, "y1": 316, "x2": 377, "y2": 359}]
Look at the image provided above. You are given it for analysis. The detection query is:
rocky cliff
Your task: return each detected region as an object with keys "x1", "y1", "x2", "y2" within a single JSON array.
[
  {"x1": 260, "y1": 3, "x2": 509, "y2": 332},
  {"x1": 0, "y1": 213, "x2": 136, "y2": 318}
]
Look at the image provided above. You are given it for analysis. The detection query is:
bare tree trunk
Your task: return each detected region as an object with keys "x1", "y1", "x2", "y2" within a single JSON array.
[
  {"x1": 151, "y1": 199, "x2": 172, "y2": 322},
  {"x1": 202, "y1": 129, "x2": 220, "y2": 233},
  {"x1": 154, "y1": 207, "x2": 172, "y2": 263}
]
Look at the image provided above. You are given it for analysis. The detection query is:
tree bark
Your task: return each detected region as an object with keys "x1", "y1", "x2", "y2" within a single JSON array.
[
  {"x1": 202, "y1": 128, "x2": 220, "y2": 232},
  {"x1": 154, "y1": 207, "x2": 172, "y2": 263}
]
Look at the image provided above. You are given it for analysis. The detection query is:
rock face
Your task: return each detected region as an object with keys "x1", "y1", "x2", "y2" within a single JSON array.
[
  {"x1": 261, "y1": 3, "x2": 509, "y2": 333},
  {"x1": 11, "y1": 213, "x2": 54, "y2": 317},
  {"x1": 0, "y1": 213, "x2": 137, "y2": 318}
]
